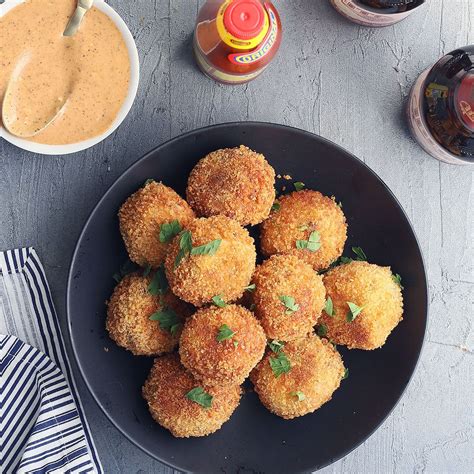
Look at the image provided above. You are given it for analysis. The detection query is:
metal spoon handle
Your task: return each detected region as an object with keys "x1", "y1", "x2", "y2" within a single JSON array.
[{"x1": 63, "y1": 0, "x2": 94, "y2": 37}]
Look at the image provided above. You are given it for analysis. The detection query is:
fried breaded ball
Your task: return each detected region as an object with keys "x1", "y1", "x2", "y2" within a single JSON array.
[
  {"x1": 106, "y1": 272, "x2": 192, "y2": 356},
  {"x1": 179, "y1": 305, "x2": 266, "y2": 386},
  {"x1": 186, "y1": 145, "x2": 276, "y2": 226},
  {"x1": 252, "y1": 255, "x2": 326, "y2": 341},
  {"x1": 119, "y1": 181, "x2": 195, "y2": 268},
  {"x1": 164, "y1": 216, "x2": 256, "y2": 306},
  {"x1": 250, "y1": 335, "x2": 345, "y2": 419},
  {"x1": 320, "y1": 261, "x2": 403, "y2": 350},
  {"x1": 260, "y1": 190, "x2": 347, "y2": 271},
  {"x1": 142, "y1": 354, "x2": 241, "y2": 438}
]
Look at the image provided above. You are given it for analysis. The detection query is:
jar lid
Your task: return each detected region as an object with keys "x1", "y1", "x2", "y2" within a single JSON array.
[{"x1": 223, "y1": 0, "x2": 265, "y2": 40}]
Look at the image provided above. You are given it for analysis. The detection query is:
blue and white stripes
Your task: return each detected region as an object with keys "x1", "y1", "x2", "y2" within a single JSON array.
[{"x1": 0, "y1": 248, "x2": 102, "y2": 473}]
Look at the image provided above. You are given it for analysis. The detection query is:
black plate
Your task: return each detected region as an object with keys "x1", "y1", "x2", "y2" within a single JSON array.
[{"x1": 67, "y1": 122, "x2": 428, "y2": 473}]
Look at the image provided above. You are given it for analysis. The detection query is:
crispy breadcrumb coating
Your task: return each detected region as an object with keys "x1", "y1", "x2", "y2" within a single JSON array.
[
  {"x1": 106, "y1": 273, "x2": 192, "y2": 356},
  {"x1": 186, "y1": 145, "x2": 276, "y2": 226},
  {"x1": 164, "y1": 216, "x2": 256, "y2": 306},
  {"x1": 260, "y1": 190, "x2": 347, "y2": 271},
  {"x1": 250, "y1": 335, "x2": 345, "y2": 419},
  {"x1": 179, "y1": 305, "x2": 266, "y2": 386},
  {"x1": 252, "y1": 255, "x2": 326, "y2": 341},
  {"x1": 321, "y1": 261, "x2": 403, "y2": 350},
  {"x1": 119, "y1": 181, "x2": 195, "y2": 268},
  {"x1": 142, "y1": 354, "x2": 241, "y2": 438}
]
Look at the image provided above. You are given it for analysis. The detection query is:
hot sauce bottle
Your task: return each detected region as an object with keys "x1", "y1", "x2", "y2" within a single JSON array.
[
  {"x1": 193, "y1": 0, "x2": 282, "y2": 85},
  {"x1": 408, "y1": 46, "x2": 474, "y2": 165}
]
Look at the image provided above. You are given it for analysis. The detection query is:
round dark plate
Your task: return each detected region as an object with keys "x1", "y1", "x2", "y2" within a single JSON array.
[{"x1": 67, "y1": 122, "x2": 428, "y2": 474}]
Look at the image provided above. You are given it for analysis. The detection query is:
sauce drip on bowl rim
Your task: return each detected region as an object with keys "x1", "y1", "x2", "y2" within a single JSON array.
[{"x1": 0, "y1": 0, "x2": 131, "y2": 145}]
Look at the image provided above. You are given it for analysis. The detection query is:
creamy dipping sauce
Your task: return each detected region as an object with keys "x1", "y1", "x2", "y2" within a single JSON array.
[{"x1": 0, "y1": 0, "x2": 131, "y2": 145}]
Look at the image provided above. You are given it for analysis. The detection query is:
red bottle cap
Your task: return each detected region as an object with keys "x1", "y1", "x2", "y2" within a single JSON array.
[{"x1": 224, "y1": 0, "x2": 266, "y2": 40}]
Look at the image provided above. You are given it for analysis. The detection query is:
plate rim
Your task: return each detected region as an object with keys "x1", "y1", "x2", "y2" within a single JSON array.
[{"x1": 66, "y1": 121, "x2": 429, "y2": 473}]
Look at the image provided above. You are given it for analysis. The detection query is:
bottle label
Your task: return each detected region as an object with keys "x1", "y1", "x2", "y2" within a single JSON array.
[
  {"x1": 330, "y1": 0, "x2": 414, "y2": 26},
  {"x1": 216, "y1": 0, "x2": 269, "y2": 51},
  {"x1": 228, "y1": 4, "x2": 278, "y2": 65},
  {"x1": 407, "y1": 69, "x2": 472, "y2": 166},
  {"x1": 455, "y1": 74, "x2": 474, "y2": 131}
]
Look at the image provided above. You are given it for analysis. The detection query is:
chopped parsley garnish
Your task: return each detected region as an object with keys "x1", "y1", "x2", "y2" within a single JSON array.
[
  {"x1": 296, "y1": 230, "x2": 321, "y2": 252},
  {"x1": 342, "y1": 368, "x2": 349, "y2": 380},
  {"x1": 212, "y1": 295, "x2": 227, "y2": 308},
  {"x1": 148, "y1": 266, "x2": 168, "y2": 295},
  {"x1": 185, "y1": 387, "x2": 213, "y2": 408},
  {"x1": 112, "y1": 259, "x2": 136, "y2": 283},
  {"x1": 279, "y1": 295, "x2": 299, "y2": 313},
  {"x1": 340, "y1": 256, "x2": 353, "y2": 264},
  {"x1": 233, "y1": 340, "x2": 239, "y2": 348},
  {"x1": 316, "y1": 323, "x2": 328, "y2": 337},
  {"x1": 159, "y1": 220, "x2": 182, "y2": 243},
  {"x1": 271, "y1": 202, "x2": 281, "y2": 212},
  {"x1": 346, "y1": 302, "x2": 364, "y2": 322},
  {"x1": 149, "y1": 308, "x2": 181, "y2": 335},
  {"x1": 294, "y1": 181, "x2": 305, "y2": 191},
  {"x1": 144, "y1": 178, "x2": 154, "y2": 186},
  {"x1": 268, "y1": 340, "x2": 285, "y2": 354},
  {"x1": 174, "y1": 230, "x2": 193, "y2": 268},
  {"x1": 190, "y1": 239, "x2": 221, "y2": 256},
  {"x1": 290, "y1": 391, "x2": 306, "y2": 401},
  {"x1": 269, "y1": 352, "x2": 291, "y2": 378},
  {"x1": 392, "y1": 273, "x2": 404, "y2": 289},
  {"x1": 352, "y1": 246, "x2": 367, "y2": 261},
  {"x1": 244, "y1": 283, "x2": 256, "y2": 292},
  {"x1": 337, "y1": 201, "x2": 343, "y2": 209},
  {"x1": 217, "y1": 324, "x2": 235, "y2": 342},
  {"x1": 142, "y1": 264, "x2": 152, "y2": 277},
  {"x1": 324, "y1": 297, "x2": 334, "y2": 317}
]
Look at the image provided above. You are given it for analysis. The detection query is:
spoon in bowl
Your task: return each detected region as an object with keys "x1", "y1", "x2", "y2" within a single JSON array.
[{"x1": 63, "y1": 0, "x2": 94, "y2": 37}]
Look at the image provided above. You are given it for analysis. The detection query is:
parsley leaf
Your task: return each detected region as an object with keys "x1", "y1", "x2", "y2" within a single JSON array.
[
  {"x1": 148, "y1": 266, "x2": 168, "y2": 295},
  {"x1": 144, "y1": 178, "x2": 154, "y2": 186},
  {"x1": 346, "y1": 302, "x2": 364, "y2": 322},
  {"x1": 324, "y1": 297, "x2": 334, "y2": 317},
  {"x1": 340, "y1": 256, "x2": 353, "y2": 264},
  {"x1": 174, "y1": 230, "x2": 193, "y2": 268},
  {"x1": 217, "y1": 324, "x2": 235, "y2": 342},
  {"x1": 269, "y1": 352, "x2": 291, "y2": 378},
  {"x1": 149, "y1": 308, "x2": 181, "y2": 335},
  {"x1": 268, "y1": 340, "x2": 285, "y2": 354},
  {"x1": 279, "y1": 295, "x2": 299, "y2": 313},
  {"x1": 233, "y1": 340, "x2": 239, "y2": 348},
  {"x1": 317, "y1": 323, "x2": 328, "y2": 337},
  {"x1": 212, "y1": 295, "x2": 227, "y2": 308},
  {"x1": 294, "y1": 181, "x2": 305, "y2": 191},
  {"x1": 337, "y1": 201, "x2": 343, "y2": 209},
  {"x1": 142, "y1": 264, "x2": 152, "y2": 277},
  {"x1": 271, "y1": 202, "x2": 281, "y2": 212},
  {"x1": 112, "y1": 259, "x2": 136, "y2": 283},
  {"x1": 392, "y1": 273, "x2": 404, "y2": 289},
  {"x1": 352, "y1": 246, "x2": 367, "y2": 261},
  {"x1": 296, "y1": 230, "x2": 321, "y2": 252},
  {"x1": 342, "y1": 368, "x2": 349, "y2": 380},
  {"x1": 186, "y1": 387, "x2": 213, "y2": 408},
  {"x1": 190, "y1": 239, "x2": 221, "y2": 256},
  {"x1": 290, "y1": 391, "x2": 306, "y2": 401},
  {"x1": 244, "y1": 283, "x2": 256, "y2": 292},
  {"x1": 159, "y1": 220, "x2": 182, "y2": 244}
]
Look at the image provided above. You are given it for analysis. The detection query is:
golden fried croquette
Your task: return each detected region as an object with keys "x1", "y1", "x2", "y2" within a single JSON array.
[
  {"x1": 260, "y1": 190, "x2": 347, "y2": 271},
  {"x1": 320, "y1": 261, "x2": 403, "y2": 350},
  {"x1": 252, "y1": 255, "x2": 326, "y2": 341},
  {"x1": 106, "y1": 272, "x2": 192, "y2": 356},
  {"x1": 119, "y1": 181, "x2": 195, "y2": 268},
  {"x1": 164, "y1": 216, "x2": 256, "y2": 306},
  {"x1": 142, "y1": 354, "x2": 241, "y2": 438},
  {"x1": 250, "y1": 334, "x2": 345, "y2": 419},
  {"x1": 186, "y1": 145, "x2": 276, "y2": 226},
  {"x1": 179, "y1": 305, "x2": 266, "y2": 386}
]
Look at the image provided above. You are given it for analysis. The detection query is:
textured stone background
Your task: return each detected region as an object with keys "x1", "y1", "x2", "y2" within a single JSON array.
[{"x1": 0, "y1": 0, "x2": 473, "y2": 472}]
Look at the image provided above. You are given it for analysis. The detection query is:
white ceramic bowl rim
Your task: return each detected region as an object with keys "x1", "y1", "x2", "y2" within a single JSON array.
[{"x1": 0, "y1": 0, "x2": 140, "y2": 155}]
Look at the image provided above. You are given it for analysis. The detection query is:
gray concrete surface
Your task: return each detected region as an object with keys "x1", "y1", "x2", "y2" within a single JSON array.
[{"x1": 1, "y1": 0, "x2": 473, "y2": 472}]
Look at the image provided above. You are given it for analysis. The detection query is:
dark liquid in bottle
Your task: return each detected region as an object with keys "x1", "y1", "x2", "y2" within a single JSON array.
[{"x1": 421, "y1": 46, "x2": 474, "y2": 162}]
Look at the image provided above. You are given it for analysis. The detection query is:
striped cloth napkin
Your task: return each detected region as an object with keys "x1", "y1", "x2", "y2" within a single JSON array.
[{"x1": 0, "y1": 248, "x2": 102, "y2": 473}]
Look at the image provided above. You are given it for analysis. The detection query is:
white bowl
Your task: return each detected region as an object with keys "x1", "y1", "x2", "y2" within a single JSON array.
[{"x1": 0, "y1": 0, "x2": 140, "y2": 155}]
